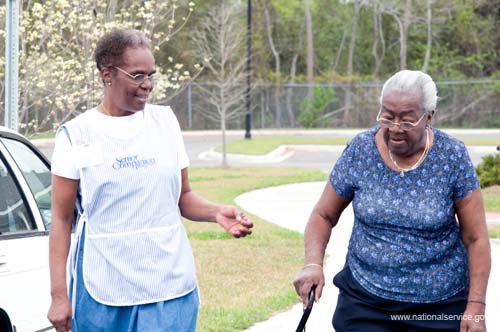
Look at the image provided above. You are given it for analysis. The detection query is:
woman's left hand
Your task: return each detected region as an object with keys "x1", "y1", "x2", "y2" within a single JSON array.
[
  {"x1": 216, "y1": 206, "x2": 253, "y2": 238},
  {"x1": 460, "y1": 302, "x2": 486, "y2": 332}
]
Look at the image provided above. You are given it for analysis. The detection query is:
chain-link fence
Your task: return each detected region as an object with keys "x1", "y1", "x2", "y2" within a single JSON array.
[
  {"x1": 1, "y1": 80, "x2": 499, "y2": 133},
  {"x1": 169, "y1": 80, "x2": 500, "y2": 130}
]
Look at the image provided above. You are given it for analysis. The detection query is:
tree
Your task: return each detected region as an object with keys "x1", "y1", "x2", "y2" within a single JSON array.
[
  {"x1": 264, "y1": 3, "x2": 282, "y2": 127},
  {"x1": 304, "y1": 0, "x2": 314, "y2": 114},
  {"x1": 371, "y1": 0, "x2": 386, "y2": 78},
  {"x1": 0, "y1": 0, "x2": 195, "y2": 135},
  {"x1": 421, "y1": 0, "x2": 432, "y2": 72},
  {"x1": 285, "y1": 27, "x2": 302, "y2": 128},
  {"x1": 258, "y1": 0, "x2": 305, "y2": 127},
  {"x1": 191, "y1": 2, "x2": 248, "y2": 168},
  {"x1": 376, "y1": 0, "x2": 415, "y2": 70},
  {"x1": 343, "y1": 0, "x2": 361, "y2": 125}
]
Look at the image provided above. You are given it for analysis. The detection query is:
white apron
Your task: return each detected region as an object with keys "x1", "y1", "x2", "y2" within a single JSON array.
[{"x1": 61, "y1": 105, "x2": 197, "y2": 306}]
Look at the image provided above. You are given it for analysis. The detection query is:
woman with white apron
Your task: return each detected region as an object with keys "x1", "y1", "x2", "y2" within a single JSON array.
[{"x1": 47, "y1": 29, "x2": 253, "y2": 332}]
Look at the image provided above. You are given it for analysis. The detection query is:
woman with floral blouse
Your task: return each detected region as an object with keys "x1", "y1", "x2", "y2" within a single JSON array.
[{"x1": 294, "y1": 70, "x2": 490, "y2": 332}]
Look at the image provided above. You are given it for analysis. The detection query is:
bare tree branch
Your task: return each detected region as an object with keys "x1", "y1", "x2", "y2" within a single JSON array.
[{"x1": 191, "y1": 3, "x2": 249, "y2": 167}]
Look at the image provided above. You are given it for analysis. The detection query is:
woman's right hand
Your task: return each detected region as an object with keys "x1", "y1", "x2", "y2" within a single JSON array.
[
  {"x1": 47, "y1": 296, "x2": 72, "y2": 332},
  {"x1": 293, "y1": 264, "x2": 325, "y2": 308}
]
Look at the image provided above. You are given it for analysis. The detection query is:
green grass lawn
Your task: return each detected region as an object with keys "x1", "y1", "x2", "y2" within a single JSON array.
[
  {"x1": 186, "y1": 167, "x2": 327, "y2": 332},
  {"x1": 484, "y1": 185, "x2": 500, "y2": 239},
  {"x1": 214, "y1": 136, "x2": 351, "y2": 155},
  {"x1": 216, "y1": 135, "x2": 499, "y2": 155},
  {"x1": 488, "y1": 225, "x2": 500, "y2": 238}
]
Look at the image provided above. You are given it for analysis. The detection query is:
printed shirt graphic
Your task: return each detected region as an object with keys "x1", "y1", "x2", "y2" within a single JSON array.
[
  {"x1": 330, "y1": 127, "x2": 479, "y2": 303},
  {"x1": 55, "y1": 105, "x2": 197, "y2": 305},
  {"x1": 111, "y1": 154, "x2": 156, "y2": 170}
]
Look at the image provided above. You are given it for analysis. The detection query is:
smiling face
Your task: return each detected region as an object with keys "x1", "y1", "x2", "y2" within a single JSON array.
[
  {"x1": 104, "y1": 46, "x2": 156, "y2": 113},
  {"x1": 380, "y1": 90, "x2": 430, "y2": 157}
]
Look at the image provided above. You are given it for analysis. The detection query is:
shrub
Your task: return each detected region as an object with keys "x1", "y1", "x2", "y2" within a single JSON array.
[
  {"x1": 476, "y1": 153, "x2": 500, "y2": 188},
  {"x1": 298, "y1": 87, "x2": 339, "y2": 128}
]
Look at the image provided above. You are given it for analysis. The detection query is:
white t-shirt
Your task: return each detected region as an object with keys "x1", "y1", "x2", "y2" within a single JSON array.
[{"x1": 52, "y1": 107, "x2": 190, "y2": 180}]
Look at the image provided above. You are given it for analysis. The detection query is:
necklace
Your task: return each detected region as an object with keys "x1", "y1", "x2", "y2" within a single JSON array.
[{"x1": 388, "y1": 128, "x2": 430, "y2": 177}]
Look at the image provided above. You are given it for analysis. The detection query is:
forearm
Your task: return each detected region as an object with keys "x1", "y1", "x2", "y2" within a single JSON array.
[
  {"x1": 177, "y1": 168, "x2": 251, "y2": 238},
  {"x1": 465, "y1": 237, "x2": 491, "y2": 303},
  {"x1": 179, "y1": 190, "x2": 221, "y2": 222},
  {"x1": 48, "y1": 218, "x2": 73, "y2": 299},
  {"x1": 304, "y1": 214, "x2": 334, "y2": 265},
  {"x1": 294, "y1": 183, "x2": 347, "y2": 304},
  {"x1": 303, "y1": 184, "x2": 347, "y2": 266},
  {"x1": 455, "y1": 189, "x2": 491, "y2": 304}
]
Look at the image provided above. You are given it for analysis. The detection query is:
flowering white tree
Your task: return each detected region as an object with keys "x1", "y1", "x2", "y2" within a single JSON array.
[{"x1": 0, "y1": 0, "x2": 196, "y2": 135}]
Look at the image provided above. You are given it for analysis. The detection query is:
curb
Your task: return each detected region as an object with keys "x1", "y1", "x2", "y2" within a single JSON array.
[
  {"x1": 198, "y1": 145, "x2": 295, "y2": 164},
  {"x1": 198, "y1": 144, "x2": 349, "y2": 164}
]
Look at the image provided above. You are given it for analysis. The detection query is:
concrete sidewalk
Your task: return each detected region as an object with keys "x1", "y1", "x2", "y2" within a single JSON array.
[{"x1": 235, "y1": 182, "x2": 500, "y2": 332}]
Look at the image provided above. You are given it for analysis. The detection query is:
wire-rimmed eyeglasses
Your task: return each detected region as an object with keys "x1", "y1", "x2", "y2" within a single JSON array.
[
  {"x1": 113, "y1": 66, "x2": 157, "y2": 84},
  {"x1": 376, "y1": 109, "x2": 426, "y2": 131}
]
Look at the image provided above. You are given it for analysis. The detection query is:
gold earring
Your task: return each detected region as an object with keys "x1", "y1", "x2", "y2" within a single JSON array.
[{"x1": 107, "y1": 81, "x2": 112, "y2": 86}]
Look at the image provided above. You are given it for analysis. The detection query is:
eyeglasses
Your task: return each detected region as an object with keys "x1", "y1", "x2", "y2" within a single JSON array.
[
  {"x1": 113, "y1": 66, "x2": 157, "y2": 84},
  {"x1": 376, "y1": 109, "x2": 426, "y2": 131}
]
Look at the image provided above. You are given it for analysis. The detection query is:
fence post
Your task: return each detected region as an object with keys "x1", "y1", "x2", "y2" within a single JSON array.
[{"x1": 187, "y1": 81, "x2": 192, "y2": 129}]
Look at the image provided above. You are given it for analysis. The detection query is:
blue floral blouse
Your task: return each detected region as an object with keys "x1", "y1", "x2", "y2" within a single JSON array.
[{"x1": 330, "y1": 126, "x2": 479, "y2": 303}]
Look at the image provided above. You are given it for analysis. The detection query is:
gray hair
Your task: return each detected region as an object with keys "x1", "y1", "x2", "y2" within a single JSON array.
[{"x1": 379, "y1": 70, "x2": 437, "y2": 113}]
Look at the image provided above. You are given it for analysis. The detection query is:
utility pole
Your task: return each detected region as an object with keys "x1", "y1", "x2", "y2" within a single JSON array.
[
  {"x1": 4, "y1": 0, "x2": 20, "y2": 131},
  {"x1": 244, "y1": 0, "x2": 252, "y2": 139}
]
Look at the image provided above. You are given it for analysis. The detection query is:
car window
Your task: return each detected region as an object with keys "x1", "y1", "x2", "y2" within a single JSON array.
[
  {"x1": 0, "y1": 157, "x2": 36, "y2": 234},
  {"x1": 2, "y1": 139, "x2": 52, "y2": 230}
]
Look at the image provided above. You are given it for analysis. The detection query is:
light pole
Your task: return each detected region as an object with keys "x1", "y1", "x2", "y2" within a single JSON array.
[
  {"x1": 244, "y1": 0, "x2": 252, "y2": 139},
  {"x1": 4, "y1": 0, "x2": 19, "y2": 131}
]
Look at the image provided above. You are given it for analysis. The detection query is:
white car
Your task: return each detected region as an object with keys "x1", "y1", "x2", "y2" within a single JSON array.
[{"x1": 0, "y1": 126, "x2": 58, "y2": 332}]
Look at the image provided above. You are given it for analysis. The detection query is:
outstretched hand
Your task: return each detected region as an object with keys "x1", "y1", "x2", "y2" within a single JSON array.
[{"x1": 216, "y1": 206, "x2": 253, "y2": 238}]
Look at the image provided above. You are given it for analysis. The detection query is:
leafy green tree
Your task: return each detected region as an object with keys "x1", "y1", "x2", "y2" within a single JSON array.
[{"x1": 298, "y1": 86, "x2": 339, "y2": 128}]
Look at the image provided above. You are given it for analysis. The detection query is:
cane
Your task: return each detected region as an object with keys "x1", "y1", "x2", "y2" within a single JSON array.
[{"x1": 295, "y1": 284, "x2": 317, "y2": 332}]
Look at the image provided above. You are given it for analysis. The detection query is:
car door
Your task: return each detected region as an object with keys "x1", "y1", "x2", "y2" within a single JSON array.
[{"x1": 0, "y1": 133, "x2": 54, "y2": 332}]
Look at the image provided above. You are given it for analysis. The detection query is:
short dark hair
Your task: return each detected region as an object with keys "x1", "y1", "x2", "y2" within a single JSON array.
[{"x1": 94, "y1": 29, "x2": 151, "y2": 71}]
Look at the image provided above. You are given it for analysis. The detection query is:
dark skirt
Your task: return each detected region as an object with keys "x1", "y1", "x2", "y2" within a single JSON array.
[{"x1": 332, "y1": 265, "x2": 467, "y2": 332}]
